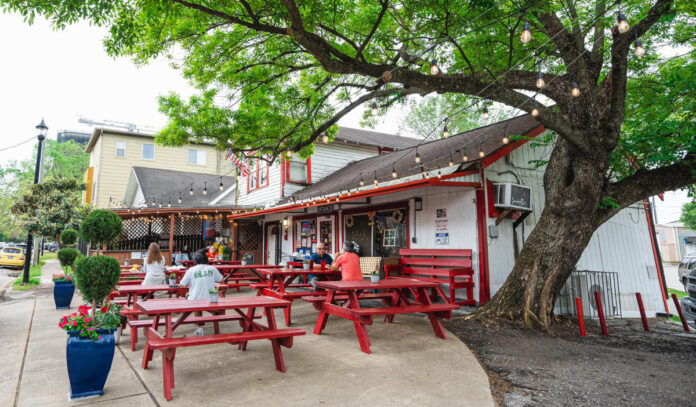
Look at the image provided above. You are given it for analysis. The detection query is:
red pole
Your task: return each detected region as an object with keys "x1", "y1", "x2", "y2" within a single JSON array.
[
  {"x1": 671, "y1": 293, "x2": 691, "y2": 332},
  {"x1": 594, "y1": 291, "x2": 609, "y2": 337},
  {"x1": 575, "y1": 297, "x2": 586, "y2": 337},
  {"x1": 635, "y1": 293, "x2": 650, "y2": 332}
]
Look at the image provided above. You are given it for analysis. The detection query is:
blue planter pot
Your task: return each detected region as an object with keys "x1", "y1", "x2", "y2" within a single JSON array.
[
  {"x1": 66, "y1": 329, "x2": 116, "y2": 399},
  {"x1": 53, "y1": 281, "x2": 75, "y2": 309}
]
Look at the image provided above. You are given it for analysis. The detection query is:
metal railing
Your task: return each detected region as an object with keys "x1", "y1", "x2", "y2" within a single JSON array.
[{"x1": 556, "y1": 270, "x2": 622, "y2": 318}]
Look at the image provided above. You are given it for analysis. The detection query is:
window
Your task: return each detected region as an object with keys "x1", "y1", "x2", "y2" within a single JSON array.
[
  {"x1": 247, "y1": 159, "x2": 269, "y2": 192},
  {"x1": 142, "y1": 143, "x2": 155, "y2": 160},
  {"x1": 187, "y1": 149, "x2": 207, "y2": 165},
  {"x1": 116, "y1": 141, "x2": 126, "y2": 158},
  {"x1": 286, "y1": 157, "x2": 311, "y2": 184}
]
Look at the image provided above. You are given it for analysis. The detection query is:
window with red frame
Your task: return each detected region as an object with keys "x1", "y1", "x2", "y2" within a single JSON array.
[
  {"x1": 247, "y1": 159, "x2": 269, "y2": 192},
  {"x1": 285, "y1": 156, "x2": 311, "y2": 184}
]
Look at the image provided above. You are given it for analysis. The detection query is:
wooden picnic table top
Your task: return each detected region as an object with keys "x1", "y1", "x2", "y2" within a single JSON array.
[
  {"x1": 256, "y1": 267, "x2": 340, "y2": 276},
  {"x1": 135, "y1": 296, "x2": 291, "y2": 314},
  {"x1": 316, "y1": 278, "x2": 440, "y2": 291}
]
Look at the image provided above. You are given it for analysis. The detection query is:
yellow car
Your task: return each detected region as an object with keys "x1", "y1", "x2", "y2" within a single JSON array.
[{"x1": 0, "y1": 247, "x2": 25, "y2": 268}]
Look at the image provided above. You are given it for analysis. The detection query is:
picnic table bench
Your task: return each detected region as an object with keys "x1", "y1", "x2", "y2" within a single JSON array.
[
  {"x1": 385, "y1": 249, "x2": 476, "y2": 306},
  {"x1": 313, "y1": 278, "x2": 459, "y2": 354},
  {"x1": 254, "y1": 267, "x2": 341, "y2": 325},
  {"x1": 136, "y1": 296, "x2": 304, "y2": 400}
]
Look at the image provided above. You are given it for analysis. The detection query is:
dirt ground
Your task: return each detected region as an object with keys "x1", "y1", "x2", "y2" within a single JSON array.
[{"x1": 444, "y1": 316, "x2": 696, "y2": 407}]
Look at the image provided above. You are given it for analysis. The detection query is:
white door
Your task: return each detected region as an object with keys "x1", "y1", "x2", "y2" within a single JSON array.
[{"x1": 266, "y1": 224, "x2": 278, "y2": 265}]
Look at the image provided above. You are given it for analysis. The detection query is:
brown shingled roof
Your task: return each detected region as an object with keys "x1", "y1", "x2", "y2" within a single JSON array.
[
  {"x1": 287, "y1": 115, "x2": 543, "y2": 202},
  {"x1": 335, "y1": 126, "x2": 419, "y2": 149}
]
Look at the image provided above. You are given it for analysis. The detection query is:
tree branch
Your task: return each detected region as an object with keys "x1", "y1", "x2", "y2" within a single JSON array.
[{"x1": 355, "y1": 0, "x2": 389, "y2": 61}]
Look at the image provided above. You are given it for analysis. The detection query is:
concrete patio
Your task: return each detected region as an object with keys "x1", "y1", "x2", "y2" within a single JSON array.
[{"x1": 1, "y1": 260, "x2": 493, "y2": 406}]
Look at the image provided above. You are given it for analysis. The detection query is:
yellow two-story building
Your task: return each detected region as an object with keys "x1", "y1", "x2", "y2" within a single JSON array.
[{"x1": 84, "y1": 128, "x2": 235, "y2": 208}]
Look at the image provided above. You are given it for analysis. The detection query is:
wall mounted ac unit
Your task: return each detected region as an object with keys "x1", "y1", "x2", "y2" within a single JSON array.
[{"x1": 493, "y1": 183, "x2": 532, "y2": 211}]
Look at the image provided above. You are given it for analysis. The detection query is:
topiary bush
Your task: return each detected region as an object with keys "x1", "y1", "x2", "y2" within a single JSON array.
[
  {"x1": 79, "y1": 209, "x2": 123, "y2": 254},
  {"x1": 74, "y1": 255, "x2": 120, "y2": 319},
  {"x1": 60, "y1": 229, "x2": 79, "y2": 246},
  {"x1": 57, "y1": 248, "x2": 79, "y2": 273}
]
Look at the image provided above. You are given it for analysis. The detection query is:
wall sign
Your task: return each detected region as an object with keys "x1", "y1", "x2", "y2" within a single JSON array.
[
  {"x1": 436, "y1": 208, "x2": 447, "y2": 218},
  {"x1": 435, "y1": 219, "x2": 449, "y2": 246},
  {"x1": 317, "y1": 204, "x2": 334, "y2": 214}
]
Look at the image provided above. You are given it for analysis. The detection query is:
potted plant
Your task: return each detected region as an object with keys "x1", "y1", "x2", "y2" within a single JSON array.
[
  {"x1": 124, "y1": 259, "x2": 130, "y2": 266},
  {"x1": 370, "y1": 270, "x2": 380, "y2": 283},
  {"x1": 58, "y1": 210, "x2": 123, "y2": 399},
  {"x1": 303, "y1": 258, "x2": 311, "y2": 270},
  {"x1": 168, "y1": 273, "x2": 178, "y2": 287},
  {"x1": 209, "y1": 288, "x2": 220, "y2": 303},
  {"x1": 222, "y1": 245, "x2": 232, "y2": 261},
  {"x1": 241, "y1": 258, "x2": 248, "y2": 266},
  {"x1": 54, "y1": 229, "x2": 80, "y2": 309},
  {"x1": 52, "y1": 273, "x2": 75, "y2": 309}
]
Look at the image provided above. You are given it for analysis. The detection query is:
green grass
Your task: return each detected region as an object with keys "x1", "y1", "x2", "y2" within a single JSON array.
[
  {"x1": 11, "y1": 260, "x2": 46, "y2": 291},
  {"x1": 40, "y1": 252, "x2": 57, "y2": 260}
]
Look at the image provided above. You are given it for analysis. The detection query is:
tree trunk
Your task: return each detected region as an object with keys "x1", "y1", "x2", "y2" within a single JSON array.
[{"x1": 475, "y1": 137, "x2": 610, "y2": 331}]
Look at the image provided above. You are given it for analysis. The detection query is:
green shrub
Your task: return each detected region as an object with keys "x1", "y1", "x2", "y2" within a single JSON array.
[
  {"x1": 60, "y1": 229, "x2": 79, "y2": 246},
  {"x1": 222, "y1": 246, "x2": 232, "y2": 260},
  {"x1": 74, "y1": 255, "x2": 120, "y2": 318},
  {"x1": 79, "y1": 209, "x2": 123, "y2": 252},
  {"x1": 57, "y1": 248, "x2": 79, "y2": 272}
]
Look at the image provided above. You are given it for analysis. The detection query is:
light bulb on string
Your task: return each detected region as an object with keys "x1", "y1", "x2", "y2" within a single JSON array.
[
  {"x1": 203, "y1": 182, "x2": 207, "y2": 195},
  {"x1": 449, "y1": 154, "x2": 454, "y2": 166},
  {"x1": 443, "y1": 123, "x2": 450, "y2": 138},
  {"x1": 286, "y1": 150, "x2": 292, "y2": 158},
  {"x1": 462, "y1": 154, "x2": 468, "y2": 162},
  {"x1": 429, "y1": 59, "x2": 440, "y2": 75},
  {"x1": 437, "y1": 171, "x2": 442, "y2": 179},
  {"x1": 420, "y1": 165, "x2": 427, "y2": 178},
  {"x1": 415, "y1": 149, "x2": 421, "y2": 164},
  {"x1": 151, "y1": 199, "x2": 156, "y2": 206},
  {"x1": 635, "y1": 39, "x2": 645, "y2": 57},
  {"x1": 482, "y1": 106, "x2": 490, "y2": 121},
  {"x1": 322, "y1": 134, "x2": 329, "y2": 143},
  {"x1": 617, "y1": 9, "x2": 629, "y2": 33},
  {"x1": 531, "y1": 102, "x2": 539, "y2": 117},
  {"x1": 219, "y1": 177, "x2": 224, "y2": 191},
  {"x1": 158, "y1": 202, "x2": 162, "y2": 208},
  {"x1": 520, "y1": 21, "x2": 531, "y2": 44},
  {"x1": 502, "y1": 136, "x2": 509, "y2": 144},
  {"x1": 571, "y1": 82, "x2": 580, "y2": 97},
  {"x1": 373, "y1": 171, "x2": 378, "y2": 186},
  {"x1": 536, "y1": 71, "x2": 545, "y2": 88},
  {"x1": 360, "y1": 174, "x2": 365, "y2": 186},
  {"x1": 189, "y1": 185, "x2": 194, "y2": 196},
  {"x1": 392, "y1": 164, "x2": 397, "y2": 179},
  {"x1": 479, "y1": 150, "x2": 485, "y2": 158},
  {"x1": 178, "y1": 193, "x2": 182, "y2": 204},
  {"x1": 167, "y1": 200, "x2": 171, "y2": 208},
  {"x1": 371, "y1": 102, "x2": 378, "y2": 116}
]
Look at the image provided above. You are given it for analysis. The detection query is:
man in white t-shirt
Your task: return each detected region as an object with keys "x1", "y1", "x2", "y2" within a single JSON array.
[{"x1": 179, "y1": 252, "x2": 223, "y2": 335}]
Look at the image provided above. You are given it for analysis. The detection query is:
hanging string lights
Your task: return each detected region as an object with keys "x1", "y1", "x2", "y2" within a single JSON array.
[
  {"x1": 442, "y1": 120, "x2": 450, "y2": 138},
  {"x1": 167, "y1": 200, "x2": 171, "y2": 208},
  {"x1": 482, "y1": 106, "x2": 490, "y2": 120},
  {"x1": 462, "y1": 153, "x2": 468, "y2": 162},
  {"x1": 479, "y1": 150, "x2": 485, "y2": 158},
  {"x1": 322, "y1": 133, "x2": 329, "y2": 143},
  {"x1": 502, "y1": 136, "x2": 510, "y2": 144},
  {"x1": 536, "y1": 71, "x2": 545, "y2": 88},
  {"x1": 373, "y1": 171, "x2": 378, "y2": 186},
  {"x1": 392, "y1": 164, "x2": 398, "y2": 178},
  {"x1": 203, "y1": 182, "x2": 208, "y2": 195},
  {"x1": 189, "y1": 185, "x2": 194, "y2": 196},
  {"x1": 360, "y1": 174, "x2": 365, "y2": 186},
  {"x1": 634, "y1": 34, "x2": 645, "y2": 57},
  {"x1": 531, "y1": 101, "x2": 540, "y2": 117},
  {"x1": 520, "y1": 13, "x2": 532, "y2": 44},
  {"x1": 449, "y1": 154, "x2": 454, "y2": 166},
  {"x1": 571, "y1": 82, "x2": 581, "y2": 97},
  {"x1": 178, "y1": 193, "x2": 182, "y2": 204},
  {"x1": 415, "y1": 149, "x2": 421, "y2": 164},
  {"x1": 219, "y1": 177, "x2": 224, "y2": 191},
  {"x1": 371, "y1": 102, "x2": 378, "y2": 116},
  {"x1": 617, "y1": 1, "x2": 629, "y2": 33},
  {"x1": 430, "y1": 59, "x2": 441, "y2": 75}
]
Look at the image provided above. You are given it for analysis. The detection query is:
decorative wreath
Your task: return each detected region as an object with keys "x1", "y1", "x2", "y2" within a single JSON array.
[
  {"x1": 392, "y1": 209, "x2": 404, "y2": 224},
  {"x1": 344, "y1": 215, "x2": 354, "y2": 228}
]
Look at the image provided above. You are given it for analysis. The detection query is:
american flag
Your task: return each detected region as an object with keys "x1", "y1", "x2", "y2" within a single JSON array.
[{"x1": 225, "y1": 148, "x2": 251, "y2": 176}]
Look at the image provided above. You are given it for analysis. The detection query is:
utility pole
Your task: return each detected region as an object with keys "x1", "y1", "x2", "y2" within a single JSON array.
[{"x1": 22, "y1": 119, "x2": 48, "y2": 284}]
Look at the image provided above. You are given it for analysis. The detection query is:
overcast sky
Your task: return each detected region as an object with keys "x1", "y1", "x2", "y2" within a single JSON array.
[{"x1": 0, "y1": 11, "x2": 689, "y2": 224}]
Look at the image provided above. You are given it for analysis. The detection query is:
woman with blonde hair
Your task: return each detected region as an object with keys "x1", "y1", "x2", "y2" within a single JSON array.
[{"x1": 141, "y1": 242, "x2": 166, "y2": 286}]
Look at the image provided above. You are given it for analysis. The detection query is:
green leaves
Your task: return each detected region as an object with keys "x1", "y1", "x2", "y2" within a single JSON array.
[
  {"x1": 74, "y1": 255, "x2": 120, "y2": 304},
  {"x1": 680, "y1": 200, "x2": 696, "y2": 231},
  {"x1": 79, "y1": 209, "x2": 123, "y2": 249}
]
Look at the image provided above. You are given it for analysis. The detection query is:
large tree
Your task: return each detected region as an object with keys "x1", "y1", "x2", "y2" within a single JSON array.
[{"x1": 4, "y1": 0, "x2": 695, "y2": 330}]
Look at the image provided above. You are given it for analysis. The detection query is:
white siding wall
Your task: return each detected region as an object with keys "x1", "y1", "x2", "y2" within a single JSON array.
[{"x1": 237, "y1": 162, "x2": 283, "y2": 206}]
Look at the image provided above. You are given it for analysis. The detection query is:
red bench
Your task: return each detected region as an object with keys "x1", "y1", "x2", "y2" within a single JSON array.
[{"x1": 385, "y1": 249, "x2": 475, "y2": 306}]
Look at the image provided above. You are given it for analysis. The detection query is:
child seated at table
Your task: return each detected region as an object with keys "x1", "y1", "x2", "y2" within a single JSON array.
[
  {"x1": 179, "y1": 252, "x2": 223, "y2": 336},
  {"x1": 330, "y1": 241, "x2": 363, "y2": 282}
]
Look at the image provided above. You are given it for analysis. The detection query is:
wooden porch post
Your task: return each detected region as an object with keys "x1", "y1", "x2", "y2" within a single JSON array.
[{"x1": 169, "y1": 214, "x2": 175, "y2": 260}]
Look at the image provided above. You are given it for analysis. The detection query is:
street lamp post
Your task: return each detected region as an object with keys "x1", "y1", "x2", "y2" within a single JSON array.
[{"x1": 22, "y1": 119, "x2": 48, "y2": 284}]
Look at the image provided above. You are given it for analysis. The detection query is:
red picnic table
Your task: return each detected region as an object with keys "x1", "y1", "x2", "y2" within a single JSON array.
[
  {"x1": 136, "y1": 296, "x2": 305, "y2": 401},
  {"x1": 312, "y1": 278, "x2": 460, "y2": 354},
  {"x1": 254, "y1": 267, "x2": 341, "y2": 325},
  {"x1": 179, "y1": 259, "x2": 241, "y2": 267}
]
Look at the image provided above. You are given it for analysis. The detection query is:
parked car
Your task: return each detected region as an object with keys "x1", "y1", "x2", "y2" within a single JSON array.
[
  {"x1": 678, "y1": 254, "x2": 696, "y2": 291},
  {"x1": 680, "y1": 267, "x2": 696, "y2": 326},
  {"x1": 0, "y1": 247, "x2": 25, "y2": 268}
]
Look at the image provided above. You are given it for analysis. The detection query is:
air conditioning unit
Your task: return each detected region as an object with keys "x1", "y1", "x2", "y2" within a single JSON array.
[{"x1": 493, "y1": 183, "x2": 532, "y2": 211}]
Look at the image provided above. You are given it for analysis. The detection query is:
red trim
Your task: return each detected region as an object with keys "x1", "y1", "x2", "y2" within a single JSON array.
[
  {"x1": 481, "y1": 125, "x2": 545, "y2": 169},
  {"x1": 247, "y1": 159, "x2": 269, "y2": 192},
  {"x1": 307, "y1": 156, "x2": 312, "y2": 184},
  {"x1": 644, "y1": 199, "x2": 670, "y2": 313},
  {"x1": 377, "y1": 147, "x2": 395, "y2": 154},
  {"x1": 476, "y1": 186, "x2": 491, "y2": 304},
  {"x1": 341, "y1": 200, "x2": 410, "y2": 215},
  {"x1": 280, "y1": 159, "x2": 286, "y2": 197}
]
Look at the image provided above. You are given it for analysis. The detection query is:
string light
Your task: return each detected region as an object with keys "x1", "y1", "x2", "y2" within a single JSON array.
[
  {"x1": 531, "y1": 102, "x2": 539, "y2": 117},
  {"x1": 203, "y1": 182, "x2": 208, "y2": 195},
  {"x1": 322, "y1": 134, "x2": 329, "y2": 143},
  {"x1": 443, "y1": 122, "x2": 450, "y2": 138},
  {"x1": 151, "y1": 199, "x2": 156, "y2": 206},
  {"x1": 429, "y1": 59, "x2": 440, "y2": 75},
  {"x1": 617, "y1": 2, "x2": 629, "y2": 33},
  {"x1": 520, "y1": 20, "x2": 531, "y2": 44},
  {"x1": 571, "y1": 82, "x2": 580, "y2": 97},
  {"x1": 219, "y1": 177, "x2": 224, "y2": 191},
  {"x1": 371, "y1": 102, "x2": 378, "y2": 116},
  {"x1": 415, "y1": 149, "x2": 421, "y2": 164},
  {"x1": 392, "y1": 164, "x2": 397, "y2": 178},
  {"x1": 479, "y1": 150, "x2": 485, "y2": 158},
  {"x1": 462, "y1": 154, "x2": 468, "y2": 162},
  {"x1": 178, "y1": 193, "x2": 182, "y2": 204},
  {"x1": 536, "y1": 71, "x2": 545, "y2": 88},
  {"x1": 189, "y1": 185, "x2": 194, "y2": 196},
  {"x1": 437, "y1": 170, "x2": 442, "y2": 179},
  {"x1": 502, "y1": 136, "x2": 509, "y2": 144},
  {"x1": 420, "y1": 165, "x2": 427, "y2": 178},
  {"x1": 167, "y1": 200, "x2": 171, "y2": 208},
  {"x1": 482, "y1": 106, "x2": 490, "y2": 120},
  {"x1": 360, "y1": 174, "x2": 365, "y2": 186},
  {"x1": 449, "y1": 154, "x2": 454, "y2": 166},
  {"x1": 635, "y1": 39, "x2": 645, "y2": 57},
  {"x1": 373, "y1": 171, "x2": 378, "y2": 186},
  {"x1": 158, "y1": 202, "x2": 162, "y2": 208},
  {"x1": 286, "y1": 150, "x2": 292, "y2": 158}
]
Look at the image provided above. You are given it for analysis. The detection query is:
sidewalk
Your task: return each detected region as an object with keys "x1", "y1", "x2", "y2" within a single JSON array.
[{"x1": 2, "y1": 260, "x2": 493, "y2": 406}]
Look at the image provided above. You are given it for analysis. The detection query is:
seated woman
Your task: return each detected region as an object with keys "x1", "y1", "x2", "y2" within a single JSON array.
[
  {"x1": 330, "y1": 241, "x2": 363, "y2": 281},
  {"x1": 141, "y1": 242, "x2": 166, "y2": 286}
]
